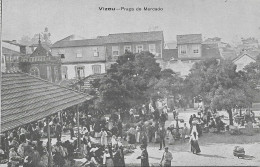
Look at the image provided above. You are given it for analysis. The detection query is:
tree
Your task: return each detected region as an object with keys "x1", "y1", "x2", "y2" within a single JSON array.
[
  {"x1": 92, "y1": 51, "x2": 161, "y2": 113},
  {"x1": 152, "y1": 69, "x2": 185, "y2": 108},
  {"x1": 185, "y1": 58, "x2": 254, "y2": 125},
  {"x1": 19, "y1": 27, "x2": 52, "y2": 47}
]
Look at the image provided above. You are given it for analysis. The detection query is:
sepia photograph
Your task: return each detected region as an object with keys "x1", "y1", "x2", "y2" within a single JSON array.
[{"x1": 1, "y1": 0, "x2": 260, "y2": 166}]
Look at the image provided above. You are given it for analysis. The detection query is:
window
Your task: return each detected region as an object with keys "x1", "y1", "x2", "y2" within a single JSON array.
[
  {"x1": 60, "y1": 54, "x2": 65, "y2": 58},
  {"x1": 76, "y1": 49, "x2": 82, "y2": 58},
  {"x1": 75, "y1": 66, "x2": 85, "y2": 79},
  {"x1": 92, "y1": 65, "x2": 101, "y2": 74},
  {"x1": 124, "y1": 45, "x2": 131, "y2": 53},
  {"x1": 136, "y1": 45, "x2": 143, "y2": 53},
  {"x1": 149, "y1": 44, "x2": 156, "y2": 54},
  {"x1": 30, "y1": 67, "x2": 40, "y2": 77},
  {"x1": 180, "y1": 45, "x2": 187, "y2": 54},
  {"x1": 112, "y1": 46, "x2": 119, "y2": 56},
  {"x1": 93, "y1": 47, "x2": 99, "y2": 57},
  {"x1": 61, "y1": 66, "x2": 68, "y2": 79},
  {"x1": 193, "y1": 45, "x2": 199, "y2": 53}
]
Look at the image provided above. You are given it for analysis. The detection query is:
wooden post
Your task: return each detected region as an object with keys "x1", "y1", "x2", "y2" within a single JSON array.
[
  {"x1": 47, "y1": 117, "x2": 53, "y2": 167},
  {"x1": 76, "y1": 105, "x2": 81, "y2": 152}
]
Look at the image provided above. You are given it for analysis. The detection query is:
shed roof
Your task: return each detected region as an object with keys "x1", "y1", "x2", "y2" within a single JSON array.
[{"x1": 1, "y1": 72, "x2": 92, "y2": 132}]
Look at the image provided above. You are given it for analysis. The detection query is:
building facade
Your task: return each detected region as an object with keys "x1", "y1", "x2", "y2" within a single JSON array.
[
  {"x1": 20, "y1": 40, "x2": 62, "y2": 82},
  {"x1": 51, "y1": 38, "x2": 106, "y2": 80},
  {"x1": 51, "y1": 31, "x2": 164, "y2": 80},
  {"x1": 102, "y1": 31, "x2": 164, "y2": 68},
  {"x1": 161, "y1": 34, "x2": 221, "y2": 77}
]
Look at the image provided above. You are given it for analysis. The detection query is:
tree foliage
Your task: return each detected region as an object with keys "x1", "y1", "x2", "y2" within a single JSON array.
[
  {"x1": 92, "y1": 51, "x2": 161, "y2": 113},
  {"x1": 185, "y1": 58, "x2": 254, "y2": 125},
  {"x1": 19, "y1": 27, "x2": 52, "y2": 47}
]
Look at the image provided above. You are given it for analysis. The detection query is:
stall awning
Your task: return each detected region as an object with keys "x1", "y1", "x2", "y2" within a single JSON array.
[{"x1": 1, "y1": 72, "x2": 93, "y2": 132}]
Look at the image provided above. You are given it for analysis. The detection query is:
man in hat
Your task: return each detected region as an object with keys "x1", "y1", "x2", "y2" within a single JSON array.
[{"x1": 160, "y1": 147, "x2": 173, "y2": 167}]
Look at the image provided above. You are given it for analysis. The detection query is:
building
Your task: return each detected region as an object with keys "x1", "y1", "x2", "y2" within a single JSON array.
[
  {"x1": 177, "y1": 34, "x2": 202, "y2": 59},
  {"x1": 232, "y1": 50, "x2": 260, "y2": 71},
  {"x1": 51, "y1": 31, "x2": 164, "y2": 80},
  {"x1": 2, "y1": 40, "x2": 27, "y2": 72},
  {"x1": 161, "y1": 34, "x2": 221, "y2": 77},
  {"x1": 20, "y1": 39, "x2": 62, "y2": 83},
  {"x1": 102, "y1": 31, "x2": 164, "y2": 68},
  {"x1": 51, "y1": 36, "x2": 106, "y2": 80}
]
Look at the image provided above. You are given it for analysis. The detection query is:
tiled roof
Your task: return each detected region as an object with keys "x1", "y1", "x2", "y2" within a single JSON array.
[
  {"x1": 52, "y1": 31, "x2": 163, "y2": 48},
  {"x1": 1, "y1": 72, "x2": 92, "y2": 132},
  {"x1": 2, "y1": 47, "x2": 22, "y2": 56},
  {"x1": 201, "y1": 44, "x2": 221, "y2": 59},
  {"x1": 177, "y1": 34, "x2": 202, "y2": 45},
  {"x1": 221, "y1": 51, "x2": 238, "y2": 60},
  {"x1": 52, "y1": 38, "x2": 104, "y2": 48},
  {"x1": 31, "y1": 43, "x2": 52, "y2": 57},
  {"x1": 162, "y1": 49, "x2": 178, "y2": 61},
  {"x1": 103, "y1": 31, "x2": 163, "y2": 44}
]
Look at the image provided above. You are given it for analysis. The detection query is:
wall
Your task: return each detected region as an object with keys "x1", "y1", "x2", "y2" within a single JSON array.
[
  {"x1": 178, "y1": 44, "x2": 201, "y2": 58},
  {"x1": 233, "y1": 55, "x2": 256, "y2": 71},
  {"x1": 63, "y1": 62, "x2": 106, "y2": 79},
  {"x1": 51, "y1": 45, "x2": 106, "y2": 63},
  {"x1": 105, "y1": 41, "x2": 162, "y2": 62}
]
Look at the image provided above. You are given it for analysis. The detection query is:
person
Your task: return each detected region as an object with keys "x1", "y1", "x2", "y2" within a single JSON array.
[
  {"x1": 158, "y1": 126, "x2": 166, "y2": 150},
  {"x1": 9, "y1": 147, "x2": 22, "y2": 167},
  {"x1": 69, "y1": 123, "x2": 74, "y2": 140},
  {"x1": 127, "y1": 126, "x2": 136, "y2": 148},
  {"x1": 103, "y1": 148, "x2": 114, "y2": 167},
  {"x1": 141, "y1": 132, "x2": 148, "y2": 148},
  {"x1": 137, "y1": 145, "x2": 149, "y2": 167},
  {"x1": 100, "y1": 128, "x2": 108, "y2": 146},
  {"x1": 181, "y1": 123, "x2": 188, "y2": 142},
  {"x1": 189, "y1": 132, "x2": 201, "y2": 154},
  {"x1": 160, "y1": 147, "x2": 173, "y2": 167},
  {"x1": 136, "y1": 125, "x2": 141, "y2": 143},
  {"x1": 111, "y1": 135, "x2": 118, "y2": 148},
  {"x1": 189, "y1": 115, "x2": 193, "y2": 128},
  {"x1": 113, "y1": 145, "x2": 125, "y2": 167}
]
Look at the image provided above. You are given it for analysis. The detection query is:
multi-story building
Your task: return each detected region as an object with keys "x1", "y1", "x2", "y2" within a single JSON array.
[
  {"x1": 51, "y1": 37, "x2": 106, "y2": 80},
  {"x1": 20, "y1": 39, "x2": 62, "y2": 83},
  {"x1": 101, "y1": 31, "x2": 164, "y2": 68},
  {"x1": 51, "y1": 31, "x2": 164, "y2": 80},
  {"x1": 161, "y1": 34, "x2": 221, "y2": 77}
]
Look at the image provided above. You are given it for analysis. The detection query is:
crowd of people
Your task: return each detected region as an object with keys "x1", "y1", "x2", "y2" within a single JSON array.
[{"x1": 1, "y1": 100, "x2": 259, "y2": 167}]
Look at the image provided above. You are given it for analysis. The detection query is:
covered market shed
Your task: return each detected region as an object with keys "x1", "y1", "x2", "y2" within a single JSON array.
[
  {"x1": 1, "y1": 72, "x2": 92, "y2": 132},
  {"x1": 1, "y1": 71, "x2": 93, "y2": 166}
]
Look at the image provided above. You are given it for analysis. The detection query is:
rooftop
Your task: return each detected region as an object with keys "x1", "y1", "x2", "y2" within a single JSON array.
[
  {"x1": 177, "y1": 34, "x2": 202, "y2": 45},
  {"x1": 52, "y1": 31, "x2": 164, "y2": 48},
  {"x1": 1, "y1": 72, "x2": 92, "y2": 132}
]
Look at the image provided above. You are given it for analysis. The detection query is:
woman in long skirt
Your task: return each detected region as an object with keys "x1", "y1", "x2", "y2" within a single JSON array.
[{"x1": 189, "y1": 132, "x2": 201, "y2": 154}]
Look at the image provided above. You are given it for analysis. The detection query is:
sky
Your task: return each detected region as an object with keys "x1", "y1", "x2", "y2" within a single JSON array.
[{"x1": 2, "y1": 0, "x2": 260, "y2": 45}]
